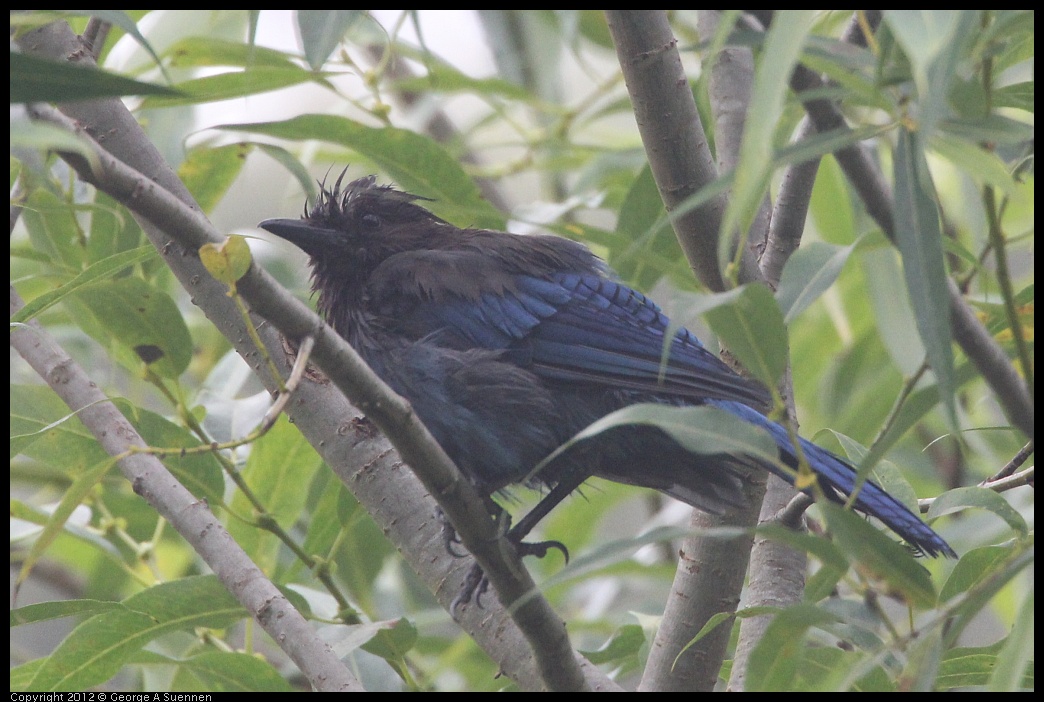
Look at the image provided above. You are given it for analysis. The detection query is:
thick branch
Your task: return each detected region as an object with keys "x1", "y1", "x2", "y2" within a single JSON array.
[
  {"x1": 606, "y1": 10, "x2": 737, "y2": 293},
  {"x1": 703, "y1": 12, "x2": 773, "y2": 283}
]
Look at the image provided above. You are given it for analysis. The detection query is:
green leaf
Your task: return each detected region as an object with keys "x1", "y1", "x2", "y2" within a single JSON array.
[
  {"x1": 893, "y1": 127, "x2": 957, "y2": 429},
  {"x1": 178, "y1": 143, "x2": 254, "y2": 214},
  {"x1": 221, "y1": 115, "x2": 505, "y2": 230},
  {"x1": 388, "y1": 39, "x2": 543, "y2": 104},
  {"x1": 702, "y1": 283, "x2": 789, "y2": 389},
  {"x1": 989, "y1": 593, "x2": 1034, "y2": 691},
  {"x1": 87, "y1": 192, "x2": 146, "y2": 266},
  {"x1": 256, "y1": 144, "x2": 318, "y2": 200},
  {"x1": 721, "y1": 11, "x2": 816, "y2": 267},
  {"x1": 938, "y1": 114, "x2": 1035, "y2": 144},
  {"x1": 10, "y1": 52, "x2": 179, "y2": 103},
  {"x1": 10, "y1": 385, "x2": 225, "y2": 506},
  {"x1": 798, "y1": 647, "x2": 896, "y2": 692},
  {"x1": 991, "y1": 81, "x2": 1034, "y2": 112},
  {"x1": 529, "y1": 404, "x2": 781, "y2": 483},
  {"x1": 799, "y1": 41, "x2": 894, "y2": 112},
  {"x1": 20, "y1": 189, "x2": 87, "y2": 271},
  {"x1": 755, "y1": 524, "x2": 850, "y2": 572},
  {"x1": 70, "y1": 277, "x2": 193, "y2": 378},
  {"x1": 11, "y1": 600, "x2": 122, "y2": 628},
  {"x1": 140, "y1": 67, "x2": 330, "y2": 108},
  {"x1": 579, "y1": 624, "x2": 646, "y2": 665},
  {"x1": 981, "y1": 11, "x2": 1035, "y2": 74},
  {"x1": 929, "y1": 486, "x2": 1028, "y2": 536},
  {"x1": 9, "y1": 119, "x2": 101, "y2": 172},
  {"x1": 943, "y1": 541, "x2": 1033, "y2": 648},
  {"x1": 360, "y1": 617, "x2": 418, "y2": 662},
  {"x1": 15, "y1": 455, "x2": 117, "y2": 595},
  {"x1": 851, "y1": 358, "x2": 982, "y2": 486},
  {"x1": 11, "y1": 245, "x2": 157, "y2": 325},
  {"x1": 22, "y1": 576, "x2": 245, "y2": 692},
  {"x1": 862, "y1": 244, "x2": 925, "y2": 376},
  {"x1": 391, "y1": 62, "x2": 534, "y2": 102},
  {"x1": 901, "y1": 627, "x2": 944, "y2": 691},
  {"x1": 228, "y1": 416, "x2": 323, "y2": 570},
  {"x1": 297, "y1": 11, "x2": 366, "y2": 71},
  {"x1": 9, "y1": 660, "x2": 43, "y2": 692},
  {"x1": 809, "y1": 155, "x2": 855, "y2": 245},
  {"x1": 324, "y1": 619, "x2": 412, "y2": 659},
  {"x1": 776, "y1": 125, "x2": 889, "y2": 171},
  {"x1": 885, "y1": 11, "x2": 977, "y2": 135},
  {"x1": 10, "y1": 385, "x2": 110, "y2": 468},
  {"x1": 179, "y1": 651, "x2": 294, "y2": 692},
  {"x1": 819, "y1": 503, "x2": 938, "y2": 608},
  {"x1": 165, "y1": 37, "x2": 301, "y2": 69},
  {"x1": 939, "y1": 545, "x2": 1009, "y2": 602},
  {"x1": 776, "y1": 240, "x2": 856, "y2": 324},
  {"x1": 746, "y1": 603, "x2": 840, "y2": 691},
  {"x1": 938, "y1": 639, "x2": 1034, "y2": 690},
  {"x1": 929, "y1": 132, "x2": 1018, "y2": 196},
  {"x1": 825, "y1": 432, "x2": 920, "y2": 513},
  {"x1": 612, "y1": 166, "x2": 678, "y2": 290},
  {"x1": 200, "y1": 235, "x2": 253, "y2": 287}
]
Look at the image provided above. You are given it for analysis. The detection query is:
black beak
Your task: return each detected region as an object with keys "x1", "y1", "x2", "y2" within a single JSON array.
[{"x1": 258, "y1": 218, "x2": 340, "y2": 256}]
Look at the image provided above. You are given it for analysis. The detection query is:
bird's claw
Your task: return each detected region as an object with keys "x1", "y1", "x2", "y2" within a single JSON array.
[
  {"x1": 451, "y1": 564, "x2": 490, "y2": 615},
  {"x1": 448, "y1": 537, "x2": 569, "y2": 615},
  {"x1": 437, "y1": 507, "x2": 470, "y2": 558},
  {"x1": 515, "y1": 538, "x2": 570, "y2": 563}
]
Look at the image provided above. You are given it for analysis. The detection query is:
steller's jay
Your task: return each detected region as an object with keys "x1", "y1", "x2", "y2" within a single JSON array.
[{"x1": 259, "y1": 172, "x2": 956, "y2": 580}]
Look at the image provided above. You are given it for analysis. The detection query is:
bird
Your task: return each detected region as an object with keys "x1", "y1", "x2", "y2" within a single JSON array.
[{"x1": 258, "y1": 171, "x2": 956, "y2": 582}]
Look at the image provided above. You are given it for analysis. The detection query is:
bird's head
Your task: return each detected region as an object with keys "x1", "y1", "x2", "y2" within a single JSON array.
[{"x1": 259, "y1": 170, "x2": 446, "y2": 277}]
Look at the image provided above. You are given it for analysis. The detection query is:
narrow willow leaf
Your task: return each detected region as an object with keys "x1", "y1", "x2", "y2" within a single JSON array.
[
  {"x1": 893, "y1": 128, "x2": 958, "y2": 429},
  {"x1": 11, "y1": 245, "x2": 157, "y2": 325},
  {"x1": 297, "y1": 11, "x2": 366, "y2": 71},
  {"x1": 777, "y1": 240, "x2": 856, "y2": 324},
  {"x1": 10, "y1": 53, "x2": 178, "y2": 103},
  {"x1": 819, "y1": 503, "x2": 938, "y2": 609},
  {"x1": 71, "y1": 277, "x2": 193, "y2": 378},
  {"x1": 703, "y1": 283, "x2": 788, "y2": 390},
  {"x1": 221, "y1": 115, "x2": 506, "y2": 231},
  {"x1": 720, "y1": 11, "x2": 816, "y2": 267},
  {"x1": 23, "y1": 576, "x2": 244, "y2": 692}
]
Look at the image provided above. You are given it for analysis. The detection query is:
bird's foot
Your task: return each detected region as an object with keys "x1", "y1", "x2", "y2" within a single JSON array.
[
  {"x1": 515, "y1": 537, "x2": 570, "y2": 562},
  {"x1": 436, "y1": 507, "x2": 469, "y2": 558},
  {"x1": 449, "y1": 537, "x2": 570, "y2": 615},
  {"x1": 451, "y1": 564, "x2": 490, "y2": 614}
]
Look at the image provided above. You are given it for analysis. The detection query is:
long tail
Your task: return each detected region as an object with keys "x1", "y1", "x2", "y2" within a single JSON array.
[{"x1": 715, "y1": 401, "x2": 956, "y2": 558}]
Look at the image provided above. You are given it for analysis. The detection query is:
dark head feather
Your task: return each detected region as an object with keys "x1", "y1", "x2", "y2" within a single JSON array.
[{"x1": 304, "y1": 169, "x2": 443, "y2": 233}]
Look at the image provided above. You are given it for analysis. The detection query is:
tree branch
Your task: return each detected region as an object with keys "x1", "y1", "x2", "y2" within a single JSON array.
[{"x1": 606, "y1": 10, "x2": 746, "y2": 294}]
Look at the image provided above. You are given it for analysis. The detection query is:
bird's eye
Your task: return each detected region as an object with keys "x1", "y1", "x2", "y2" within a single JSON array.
[{"x1": 361, "y1": 213, "x2": 381, "y2": 229}]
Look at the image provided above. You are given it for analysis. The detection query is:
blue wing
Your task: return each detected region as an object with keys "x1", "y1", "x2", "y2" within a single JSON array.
[{"x1": 367, "y1": 249, "x2": 769, "y2": 408}]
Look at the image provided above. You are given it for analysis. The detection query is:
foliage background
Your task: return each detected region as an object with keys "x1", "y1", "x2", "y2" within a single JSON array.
[{"x1": 10, "y1": 10, "x2": 1034, "y2": 692}]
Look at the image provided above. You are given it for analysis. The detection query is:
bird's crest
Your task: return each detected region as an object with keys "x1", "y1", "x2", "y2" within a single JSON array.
[{"x1": 304, "y1": 168, "x2": 435, "y2": 227}]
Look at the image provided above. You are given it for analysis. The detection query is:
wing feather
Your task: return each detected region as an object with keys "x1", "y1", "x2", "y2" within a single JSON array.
[{"x1": 367, "y1": 249, "x2": 769, "y2": 407}]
